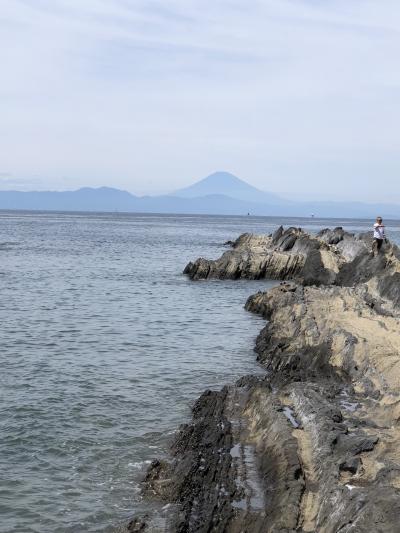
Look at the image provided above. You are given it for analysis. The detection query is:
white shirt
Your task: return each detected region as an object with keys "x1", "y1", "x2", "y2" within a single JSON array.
[{"x1": 374, "y1": 223, "x2": 385, "y2": 240}]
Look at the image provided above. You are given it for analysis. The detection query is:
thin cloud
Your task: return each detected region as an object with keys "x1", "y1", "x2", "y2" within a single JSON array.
[{"x1": 1, "y1": 0, "x2": 400, "y2": 201}]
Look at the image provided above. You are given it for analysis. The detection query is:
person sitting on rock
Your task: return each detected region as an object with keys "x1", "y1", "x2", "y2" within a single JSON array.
[{"x1": 372, "y1": 216, "x2": 386, "y2": 256}]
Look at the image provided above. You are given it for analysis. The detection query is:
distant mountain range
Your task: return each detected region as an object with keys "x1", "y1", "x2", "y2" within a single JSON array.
[{"x1": 0, "y1": 171, "x2": 399, "y2": 218}]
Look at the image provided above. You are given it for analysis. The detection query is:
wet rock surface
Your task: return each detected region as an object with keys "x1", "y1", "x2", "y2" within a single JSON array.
[{"x1": 128, "y1": 227, "x2": 400, "y2": 532}]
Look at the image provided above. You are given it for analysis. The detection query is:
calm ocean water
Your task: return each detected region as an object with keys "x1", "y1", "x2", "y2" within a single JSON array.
[{"x1": 1, "y1": 212, "x2": 400, "y2": 533}]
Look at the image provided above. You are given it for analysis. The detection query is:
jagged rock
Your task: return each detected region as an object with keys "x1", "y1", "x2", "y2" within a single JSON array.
[
  {"x1": 129, "y1": 227, "x2": 400, "y2": 532},
  {"x1": 183, "y1": 227, "x2": 346, "y2": 284},
  {"x1": 317, "y1": 226, "x2": 350, "y2": 245}
]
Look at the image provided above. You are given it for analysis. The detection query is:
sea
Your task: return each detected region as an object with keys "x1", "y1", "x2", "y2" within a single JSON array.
[{"x1": 1, "y1": 212, "x2": 400, "y2": 533}]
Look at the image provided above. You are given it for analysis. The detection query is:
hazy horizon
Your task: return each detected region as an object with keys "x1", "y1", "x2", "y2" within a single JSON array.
[
  {"x1": 0, "y1": 172, "x2": 400, "y2": 209},
  {"x1": 2, "y1": 1, "x2": 400, "y2": 202}
]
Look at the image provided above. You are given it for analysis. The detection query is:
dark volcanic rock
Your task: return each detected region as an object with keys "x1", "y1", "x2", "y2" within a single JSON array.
[
  {"x1": 317, "y1": 226, "x2": 350, "y2": 245},
  {"x1": 339, "y1": 457, "x2": 361, "y2": 474},
  {"x1": 126, "y1": 517, "x2": 148, "y2": 532}
]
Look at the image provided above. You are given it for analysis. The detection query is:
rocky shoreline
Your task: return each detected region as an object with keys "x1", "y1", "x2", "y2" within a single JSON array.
[{"x1": 126, "y1": 227, "x2": 400, "y2": 532}]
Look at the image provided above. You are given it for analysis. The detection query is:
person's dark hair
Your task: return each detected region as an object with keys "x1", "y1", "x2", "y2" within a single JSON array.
[{"x1": 377, "y1": 216, "x2": 383, "y2": 222}]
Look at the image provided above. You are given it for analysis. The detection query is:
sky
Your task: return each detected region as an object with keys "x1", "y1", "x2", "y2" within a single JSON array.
[{"x1": 1, "y1": 0, "x2": 400, "y2": 202}]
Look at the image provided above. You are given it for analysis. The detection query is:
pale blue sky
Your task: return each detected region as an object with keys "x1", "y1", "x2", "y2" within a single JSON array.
[{"x1": 1, "y1": 0, "x2": 400, "y2": 201}]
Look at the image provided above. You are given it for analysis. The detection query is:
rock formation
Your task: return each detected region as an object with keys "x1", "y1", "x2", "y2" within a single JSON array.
[{"x1": 127, "y1": 227, "x2": 400, "y2": 532}]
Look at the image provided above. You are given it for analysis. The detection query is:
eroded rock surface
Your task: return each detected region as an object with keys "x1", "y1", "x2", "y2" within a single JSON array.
[
  {"x1": 184, "y1": 226, "x2": 400, "y2": 289},
  {"x1": 127, "y1": 227, "x2": 400, "y2": 532}
]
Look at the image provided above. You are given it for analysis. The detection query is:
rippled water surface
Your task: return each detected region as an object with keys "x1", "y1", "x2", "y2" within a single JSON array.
[{"x1": 1, "y1": 212, "x2": 400, "y2": 533}]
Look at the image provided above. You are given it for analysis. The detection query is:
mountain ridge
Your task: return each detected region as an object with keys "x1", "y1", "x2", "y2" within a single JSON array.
[{"x1": 0, "y1": 172, "x2": 399, "y2": 218}]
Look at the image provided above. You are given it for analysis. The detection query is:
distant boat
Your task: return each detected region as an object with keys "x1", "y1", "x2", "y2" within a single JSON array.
[{"x1": 311, "y1": 213, "x2": 315, "y2": 218}]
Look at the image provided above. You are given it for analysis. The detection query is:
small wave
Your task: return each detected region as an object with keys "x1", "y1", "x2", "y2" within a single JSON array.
[{"x1": 128, "y1": 460, "x2": 152, "y2": 470}]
